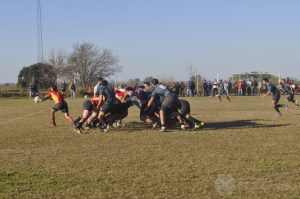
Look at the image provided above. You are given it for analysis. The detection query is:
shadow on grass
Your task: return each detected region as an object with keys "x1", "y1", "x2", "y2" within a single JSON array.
[
  {"x1": 202, "y1": 119, "x2": 290, "y2": 131},
  {"x1": 111, "y1": 119, "x2": 290, "y2": 133}
]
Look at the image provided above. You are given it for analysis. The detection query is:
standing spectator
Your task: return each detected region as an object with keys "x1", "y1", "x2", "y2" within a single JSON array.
[
  {"x1": 207, "y1": 80, "x2": 213, "y2": 96},
  {"x1": 251, "y1": 80, "x2": 258, "y2": 96},
  {"x1": 242, "y1": 80, "x2": 246, "y2": 96},
  {"x1": 179, "y1": 81, "x2": 185, "y2": 97},
  {"x1": 29, "y1": 82, "x2": 38, "y2": 98},
  {"x1": 246, "y1": 80, "x2": 252, "y2": 95},
  {"x1": 61, "y1": 81, "x2": 67, "y2": 97},
  {"x1": 225, "y1": 80, "x2": 232, "y2": 96},
  {"x1": 233, "y1": 81, "x2": 238, "y2": 96},
  {"x1": 69, "y1": 82, "x2": 76, "y2": 99},
  {"x1": 237, "y1": 81, "x2": 243, "y2": 96},
  {"x1": 203, "y1": 80, "x2": 208, "y2": 96},
  {"x1": 212, "y1": 79, "x2": 218, "y2": 96},
  {"x1": 187, "y1": 81, "x2": 194, "y2": 97}
]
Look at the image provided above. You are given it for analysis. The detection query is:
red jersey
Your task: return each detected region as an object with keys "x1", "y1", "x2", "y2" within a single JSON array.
[
  {"x1": 91, "y1": 97, "x2": 100, "y2": 106},
  {"x1": 47, "y1": 91, "x2": 64, "y2": 104}
]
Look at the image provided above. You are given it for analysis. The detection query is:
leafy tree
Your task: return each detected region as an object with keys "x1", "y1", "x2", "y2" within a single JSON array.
[
  {"x1": 66, "y1": 42, "x2": 120, "y2": 88},
  {"x1": 17, "y1": 63, "x2": 57, "y2": 89}
]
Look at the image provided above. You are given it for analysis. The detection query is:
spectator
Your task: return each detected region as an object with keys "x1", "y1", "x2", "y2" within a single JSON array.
[
  {"x1": 61, "y1": 81, "x2": 67, "y2": 97},
  {"x1": 203, "y1": 80, "x2": 208, "y2": 96},
  {"x1": 237, "y1": 81, "x2": 243, "y2": 96},
  {"x1": 187, "y1": 81, "x2": 194, "y2": 97},
  {"x1": 29, "y1": 82, "x2": 38, "y2": 98},
  {"x1": 212, "y1": 79, "x2": 218, "y2": 96},
  {"x1": 225, "y1": 80, "x2": 232, "y2": 96},
  {"x1": 233, "y1": 81, "x2": 238, "y2": 96},
  {"x1": 69, "y1": 82, "x2": 76, "y2": 99},
  {"x1": 251, "y1": 80, "x2": 258, "y2": 96},
  {"x1": 207, "y1": 80, "x2": 213, "y2": 96},
  {"x1": 179, "y1": 81, "x2": 185, "y2": 97}
]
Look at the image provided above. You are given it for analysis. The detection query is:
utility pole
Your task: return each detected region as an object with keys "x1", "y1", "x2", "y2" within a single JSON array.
[{"x1": 37, "y1": 0, "x2": 44, "y2": 63}]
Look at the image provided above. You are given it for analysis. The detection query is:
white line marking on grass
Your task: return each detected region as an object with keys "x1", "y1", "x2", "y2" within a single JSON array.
[{"x1": 0, "y1": 109, "x2": 48, "y2": 125}]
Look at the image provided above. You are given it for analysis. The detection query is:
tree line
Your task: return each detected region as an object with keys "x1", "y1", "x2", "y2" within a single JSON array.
[{"x1": 17, "y1": 42, "x2": 121, "y2": 89}]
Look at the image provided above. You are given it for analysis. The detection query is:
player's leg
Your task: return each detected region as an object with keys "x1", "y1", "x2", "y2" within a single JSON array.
[
  {"x1": 75, "y1": 110, "x2": 92, "y2": 130},
  {"x1": 159, "y1": 110, "x2": 166, "y2": 131},
  {"x1": 50, "y1": 109, "x2": 57, "y2": 127},
  {"x1": 272, "y1": 100, "x2": 282, "y2": 116},
  {"x1": 226, "y1": 93, "x2": 231, "y2": 102},
  {"x1": 97, "y1": 103, "x2": 111, "y2": 131},
  {"x1": 61, "y1": 102, "x2": 74, "y2": 124}
]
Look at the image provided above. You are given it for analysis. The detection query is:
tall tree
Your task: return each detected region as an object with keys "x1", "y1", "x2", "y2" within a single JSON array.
[
  {"x1": 67, "y1": 42, "x2": 120, "y2": 88},
  {"x1": 17, "y1": 63, "x2": 57, "y2": 89}
]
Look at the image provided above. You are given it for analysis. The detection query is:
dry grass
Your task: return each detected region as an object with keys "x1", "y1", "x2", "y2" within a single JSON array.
[{"x1": 0, "y1": 96, "x2": 300, "y2": 198}]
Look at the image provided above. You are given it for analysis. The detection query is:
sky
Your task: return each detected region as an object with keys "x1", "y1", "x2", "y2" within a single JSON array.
[{"x1": 1, "y1": 0, "x2": 300, "y2": 83}]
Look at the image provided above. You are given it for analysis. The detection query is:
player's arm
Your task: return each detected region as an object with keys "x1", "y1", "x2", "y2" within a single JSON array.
[
  {"x1": 97, "y1": 94, "x2": 104, "y2": 109},
  {"x1": 40, "y1": 93, "x2": 51, "y2": 102},
  {"x1": 147, "y1": 97, "x2": 154, "y2": 108},
  {"x1": 263, "y1": 91, "x2": 271, "y2": 97}
]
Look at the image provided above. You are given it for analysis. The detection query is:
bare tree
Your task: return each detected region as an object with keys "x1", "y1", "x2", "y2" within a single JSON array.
[
  {"x1": 67, "y1": 42, "x2": 121, "y2": 88},
  {"x1": 47, "y1": 49, "x2": 67, "y2": 83}
]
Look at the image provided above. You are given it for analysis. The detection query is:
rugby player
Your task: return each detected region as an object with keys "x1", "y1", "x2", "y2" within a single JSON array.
[
  {"x1": 147, "y1": 79, "x2": 185, "y2": 132},
  {"x1": 262, "y1": 78, "x2": 286, "y2": 116},
  {"x1": 39, "y1": 85, "x2": 74, "y2": 127}
]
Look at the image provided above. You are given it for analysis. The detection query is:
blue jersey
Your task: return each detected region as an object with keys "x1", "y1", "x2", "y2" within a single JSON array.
[
  {"x1": 151, "y1": 83, "x2": 171, "y2": 99},
  {"x1": 100, "y1": 86, "x2": 116, "y2": 104},
  {"x1": 267, "y1": 82, "x2": 280, "y2": 95}
]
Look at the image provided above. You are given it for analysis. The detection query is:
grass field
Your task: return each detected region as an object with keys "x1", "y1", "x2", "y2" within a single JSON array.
[{"x1": 0, "y1": 96, "x2": 300, "y2": 198}]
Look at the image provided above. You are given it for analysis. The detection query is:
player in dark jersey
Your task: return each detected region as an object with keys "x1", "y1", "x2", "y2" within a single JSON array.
[
  {"x1": 147, "y1": 79, "x2": 185, "y2": 132},
  {"x1": 96, "y1": 80, "x2": 119, "y2": 132},
  {"x1": 280, "y1": 82, "x2": 300, "y2": 109},
  {"x1": 39, "y1": 84, "x2": 74, "y2": 127},
  {"x1": 178, "y1": 99, "x2": 204, "y2": 129},
  {"x1": 262, "y1": 78, "x2": 287, "y2": 116},
  {"x1": 133, "y1": 83, "x2": 160, "y2": 128}
]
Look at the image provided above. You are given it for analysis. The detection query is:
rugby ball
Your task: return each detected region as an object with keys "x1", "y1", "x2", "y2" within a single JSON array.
[{"x1": 33, "y1": 96, "x2": 40, "y2": 103}]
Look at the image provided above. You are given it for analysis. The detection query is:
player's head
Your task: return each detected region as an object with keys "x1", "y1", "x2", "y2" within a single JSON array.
[
  {"x1": 98, "y1": 77, "x2": 103, "y2": 83},
  {"x1": 50, "y1": 84, "x2": 58, "y2": 92},
  {"x1": 101, "y1": 80, "x2": 108, "y2": 86},
  {"x1": 143, "y1": 82, "x2": 150, "y2": 90},
  {"x1": 262, "y1": 78, "x2": 269, "y2": 84},
  {"x1": 151, "y1": 79, "x2": 159, "y2": 86}
]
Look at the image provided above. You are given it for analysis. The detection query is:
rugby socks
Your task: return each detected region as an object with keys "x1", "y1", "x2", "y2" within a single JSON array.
[
  {"x1": 50, "y1": 113, "x2": 55, "y2": 126},
  {"x1": 76, "y1": 122, "x2": 83, "y2": 128},
  {"x1": 66, "y1": 116, "x2": 74, "y2": 123}
]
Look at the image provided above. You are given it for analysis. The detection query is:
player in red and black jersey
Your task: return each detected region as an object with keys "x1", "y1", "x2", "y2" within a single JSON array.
[
  {"x1": 39, "y1": 85, "x2": 74, "y2": 127},
  {"x1": 73, "y1": 97, "x2": 101, "y2": 134}
]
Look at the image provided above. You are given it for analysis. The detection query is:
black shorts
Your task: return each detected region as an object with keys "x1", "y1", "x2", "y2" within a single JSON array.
[
  {"x1": 53, "y1": 101, "x2": 69, "y2": 113},
  {"x1": 161, "y1": 94, "x2": 177, "y2": 111},
  {"x1": 272, "y1": 92, "x2": 280, "y2": 102},
  {"x1": 83, "y1": 100, "x2": 93, "y2": 111},
  {"x1": 179, "y1": 100, "x2": 190, "y2": 116},
  {"x1": 101, "y1": 102, "x2": 114, "y2": 113}
]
